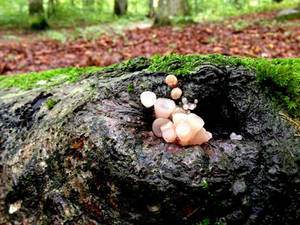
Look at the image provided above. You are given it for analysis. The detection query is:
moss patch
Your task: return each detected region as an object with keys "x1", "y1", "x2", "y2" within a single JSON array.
[
  {"x1": 146, "y1": 54, "x2": 300, "y2": 118},
  {"x1": 0, "y1": 54, "x2": 299, "y2": 118},
  {"x1": 0, "y1": 66, "x2": 101, "y2": 90},
  {"x1": 46, "y1": 98, "x2": 61, "y2": 110}
]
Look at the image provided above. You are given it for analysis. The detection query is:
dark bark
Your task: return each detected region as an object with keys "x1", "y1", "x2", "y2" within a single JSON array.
[
  {"x1": 0, "y1": 58, "x2": 299, "y2": 224},
  {"x1": 28, "y1": 0, "x2": 48, "y2": 30},
  {"x1": 114, "y1": 0, "x2": 128, "y2": 16}
]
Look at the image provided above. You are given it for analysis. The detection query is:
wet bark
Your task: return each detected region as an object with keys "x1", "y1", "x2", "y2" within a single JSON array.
[{"x1": 0, "y1": 58, "x2": 299, "y2": 224}]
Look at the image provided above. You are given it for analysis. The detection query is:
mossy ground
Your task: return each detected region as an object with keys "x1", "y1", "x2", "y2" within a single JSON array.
[{"x1": 0, "y1": 54, "x2": 299, "y2": 118}]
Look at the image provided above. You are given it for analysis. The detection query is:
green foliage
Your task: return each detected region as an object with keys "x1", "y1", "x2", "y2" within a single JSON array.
[
  {"x1": 197, "y1": 218, "x2": 211, "y2": 225},
  {"x1": 0, "y1": 66, "x2": 101, "y2": 90},
  {"x1": 0, "y1": 0, "x2": 299, "y2": 30},
  {"x1": 190, "y1": 0, "x2": 299, "y2": 21},
  {"x1": 127, "y1": 83, "x2": 134, "y2": 92},
  {"x1": 0, "y1": 0, "x2": 150, "y2": 30},
  {"x1": 46, "y1": 98, "x2": 61, "y2": 110}
]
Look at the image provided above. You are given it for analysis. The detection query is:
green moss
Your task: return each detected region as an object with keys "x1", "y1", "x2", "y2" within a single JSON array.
[
  {"x1": 1, "y1": 54, "x2": 299, "y2": 118},
  {"x1": 146, "y1": 54, "x2": 300, "y2": 118},
  {"x1": 127, "y1": 83, "x2": 134, "y2": 92},
  {"x1": 0, "y1": 66, "x2": 101, "y2": 90},
  {"x1": 46, "y1": 98, "x2": 61, "y2": 110}
]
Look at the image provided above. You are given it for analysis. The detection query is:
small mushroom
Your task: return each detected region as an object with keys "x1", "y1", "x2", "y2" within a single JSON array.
[
  {"x1": 165, "y1": 75, "x2": 178, "y2": 87},
  {"x1": 161, "y1": 121, "x2": 177, "y2": 143},
  {"x1": 140, "y1": 91, "x2": 157, "y2": 108},
  {"x1": 175, "y1": 122, "x2": 193, "y2": 145},
  {"x1": 172, "y1": 113, "x2": 188, "y2": 126},
  {"x1": 187, "y1": 113, "x2": 204, "y2": 133},
  {"x1": 189, "y1": 128, "x2": 212, "y2": 145},
  {"x1": 154, "y1": 98, "x2": 176, "y2": 119},
  {"x1": 171, "y1": 87, "x2": 182, "y2": 100},
  {"x1": 152, "y1": 118, "x2": 171, "y2": 137}
]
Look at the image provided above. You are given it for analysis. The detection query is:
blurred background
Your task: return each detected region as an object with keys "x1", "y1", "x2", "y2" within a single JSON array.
[{"x1": 0, "y1": 0, "x2": 299, "y2": 75}]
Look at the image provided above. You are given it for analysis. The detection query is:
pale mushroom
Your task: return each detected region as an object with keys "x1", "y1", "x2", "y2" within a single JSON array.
[
  {"x1": 161, "y1": 121, "x2": 177, "y2": 143},
  {"x1": 165, "y1": 75, "x2": 178, "y2": 87},
  {"x1": 172, "y1": 113, "x2": 188, "y2": 126},
  {"x1": 189, "y1": 128, "x2": 212, "y2": 145},
  {"x1": 154, "y1": 98, "x2": 176, "y2": 119},
  {"x1": 187, "y1": 113, "x2": 205, "y2": 133},
  {"x1": 152, "y1": 118, "x2": 171, "y2": 137},
  {"x1": 140, "y1": 91, "x2": 157, "y2": 108},
  {"x1": 175, "y1": 122, "x2": 193, "y2": 145},
  {"x1": 171, "y1": 88, "x2": 182, "y2": 100}
]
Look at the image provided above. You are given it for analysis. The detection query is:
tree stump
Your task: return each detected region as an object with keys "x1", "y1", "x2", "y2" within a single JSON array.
[{"x1": 0, "y1": 59, "x2": 299, "y2": 224}]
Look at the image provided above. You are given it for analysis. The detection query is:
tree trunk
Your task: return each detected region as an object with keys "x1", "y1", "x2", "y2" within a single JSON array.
[
  {"x1": 48, "y1": 0, "x2": 55, "y2": 15},
  {"x1": 29, "y1": 0, "x2": 48, "y2": 30},
  {"x1": 154, "y1": 0, "x2": 190, "y2": 26},
  {"x1": 114, "y1": 0, "x2": 128, "y2": 16},
  {"x1": 147, "y1": 0, "x2": 154, "y2": 17}
]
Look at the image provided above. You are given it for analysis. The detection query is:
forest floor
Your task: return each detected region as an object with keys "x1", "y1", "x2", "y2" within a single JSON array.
[{"x1": 0, "y1": 10, "x2": 299, "y2": 75}]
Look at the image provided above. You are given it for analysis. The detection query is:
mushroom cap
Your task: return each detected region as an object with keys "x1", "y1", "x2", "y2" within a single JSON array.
[
  {"x1": 140, "y1": 91, "x2": 157, "y2": 108},
  {"x1": 161, "y1": 121, "x2": 177, "y2": 143},
  {"x1": 171, "y1": 88, "x2": 182, "y2": 100},
  {"x1": 152, "y1": 118, "x2": 171, "y2": 137},
  {"x1": 189, "y1": 128, "x2": 212, "y2": 145},
  {"x1": 154, "y1": 98, "x2": 176, "y2": 119},
  {"x1": 172, "y1": 113, "x2": 188, "y2": 126},
  {"x1": 187, "y1": 113, "x2": 204, "y2": 132},
  {"x1": 165, "y1": 75, "x2": 178, "y2": 87},
  {"x1": 175, "y1": 121, "x2": 192, "y2": 143}
]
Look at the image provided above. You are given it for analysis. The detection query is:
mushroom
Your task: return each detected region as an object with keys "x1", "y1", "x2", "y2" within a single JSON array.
[
  {"x1": 171, "y1": 88, "x2": 182, "y2": 100},
  {"x1": 175, "y1": 122, "x2": 193, "y2": 145},
  {"x1": 154, "y1": 98, "x2": 176, "y2": 119},
  {"x1": 189, "y1": 128, "x2": 212, "y2": 145},
  {"x1": 140, "y1": 91, "x2": 157, "y2": 108},
  {"x1": 187, "y1": 113, "x2": 204, "y2": 133},
  {"x1": 172, "y1": 113, "x2": 188, "y2": 126},
  {"x1": 161, "y1": 121, "x2": 177, "y2": 143},
  {"x1": 152, "y1": 118, "x2": 171, "y2": 137},
  {"x1": 165, "y1": 75, "x2": 178, "y2": 87}
]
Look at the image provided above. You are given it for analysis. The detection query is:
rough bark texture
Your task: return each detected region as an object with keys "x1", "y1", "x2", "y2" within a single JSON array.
[
  {"x1": 114, "y1": 0, "x2": 128, "y2": 16},
  {"x1": 28, "y1": 0, "x2": 48, "y2": 30},
  {"x1": 0, "y1": 58, "x2": 299, "y2": 224},
  {"x1": 154, "y1": 0, "x2": 190, "y2": 26}
]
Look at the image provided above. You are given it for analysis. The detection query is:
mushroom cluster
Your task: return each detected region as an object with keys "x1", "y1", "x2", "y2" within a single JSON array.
[{"x1": 140, "y1": 74, "x2": 212, "y2": 146}]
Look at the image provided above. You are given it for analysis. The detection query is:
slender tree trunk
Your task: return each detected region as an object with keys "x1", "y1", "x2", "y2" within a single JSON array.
[
  {"x1": 29, "y1": 0, "x2": 49, "y2": 30},
  {"x1": 154, "y1": 0, "x2": 189, "y2": 26},
  {"x1": 114, "y1": 0, "x2": 128, "y2": 15},
  {"x1": 48, "y1": 0, "x2": 56, "y2": 15},
  {"x1": 148, "y1": 0, "x2": 154, "y2": 18}
]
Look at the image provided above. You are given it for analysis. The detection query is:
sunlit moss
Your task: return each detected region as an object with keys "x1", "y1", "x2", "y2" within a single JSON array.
[
  {"x1": 0, "y1": 66, "x2": 101, "y2": 90},
  {"x1": 147, "y1": 54, "x2": 299, "y2": 118},
  {"x1": 0, "y1": 54, "x2": 299, "y2": 118}
]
